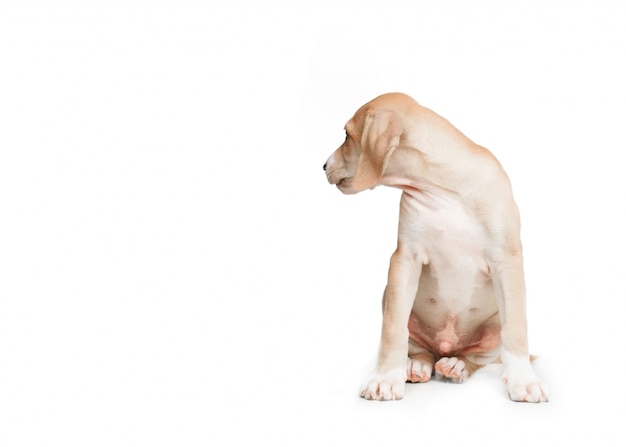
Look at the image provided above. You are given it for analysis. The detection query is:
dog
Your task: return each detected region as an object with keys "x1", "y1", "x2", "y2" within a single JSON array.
[{"x1": 323, "y1": 93, "x2": 548, "y2": 402}]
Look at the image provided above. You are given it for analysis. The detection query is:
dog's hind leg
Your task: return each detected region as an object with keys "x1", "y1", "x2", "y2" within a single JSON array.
[{"x1": 406, "y1": 347, "x2": 435, "y2": 383}]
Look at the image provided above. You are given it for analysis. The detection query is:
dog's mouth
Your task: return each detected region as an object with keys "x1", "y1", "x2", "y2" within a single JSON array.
[
  {"x1": 335, "y1": 177, "x2": 356, "y2": 194},
  {"x1": 326, "y1": 168, "x2": 354, "y2": 192},
  {"x1": 336, "y1": 177, "x2": 352, "y2": 188},
  {"x1": 326, "y1": 169, "x2": 347, "y2": 185}
]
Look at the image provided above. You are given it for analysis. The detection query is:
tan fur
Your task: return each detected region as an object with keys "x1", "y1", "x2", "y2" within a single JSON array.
[{"x1": 324, "y1": 93, "x2": 548, "y2": 402}]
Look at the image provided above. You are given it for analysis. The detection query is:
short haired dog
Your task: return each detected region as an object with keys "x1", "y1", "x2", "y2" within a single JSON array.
[{"x1": 323, "y1": 93, "x2": 548, "y2": 402}]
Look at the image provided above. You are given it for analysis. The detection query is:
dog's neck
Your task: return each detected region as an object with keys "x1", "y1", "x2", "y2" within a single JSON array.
[{"x1": 380, "y1": 135, "x2": 503, "y2": 201}]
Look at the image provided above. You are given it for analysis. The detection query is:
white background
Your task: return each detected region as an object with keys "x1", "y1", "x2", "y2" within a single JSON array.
[{"x1": 1, "y1": 0, "x2": 625, "y2": 445}]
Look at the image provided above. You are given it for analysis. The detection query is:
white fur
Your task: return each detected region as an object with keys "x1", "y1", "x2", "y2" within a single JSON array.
[
  {"x1": 361, "y1": 367, "x2": 407, "y2": 401},
  {"x1": 406, "y1": 357, "x2": 433, "y2": 383},
  {"x1": 501, "y1": 350, "x2": 549, "y2": 402},
  {"x1": 435, "y1": 357, "x2": 469, "y2": 383}
]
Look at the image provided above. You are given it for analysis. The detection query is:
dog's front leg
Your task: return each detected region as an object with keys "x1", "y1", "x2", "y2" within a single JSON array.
[
  {"x1": 493, "y1": 255, "x2": 549, "y2": 403},
  {"x1": 361, "y1": 249, "x2": 422, "y2": 400}
]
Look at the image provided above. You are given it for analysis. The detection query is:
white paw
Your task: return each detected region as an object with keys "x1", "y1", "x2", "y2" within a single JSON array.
[
  {"x1": 434, "y1": 357, "x2": 468, "y2": 383},
  {"x1": 501, "y1": 351, "x2": 549, "y2": 403},
  {"x1": 406, "y1": 357, "x2": 433, "y2": 383},
  {"x1": 360, "y1": 368, "x2": 406, "y2": 400},
  {"x1": 504, "y1": 377, "x2": 549, "y2": 402}
]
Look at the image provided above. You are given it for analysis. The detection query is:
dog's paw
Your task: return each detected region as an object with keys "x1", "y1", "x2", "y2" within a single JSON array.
[
  {"x1": 434, "y1": 357, "x2": 468, "y2": 383},
  {"x1": 503, "y1": 377, "x2": 549, "y2": 403},
  {"x1": 360, "y1": 368, "x2": 406, "y2": 400},
  {"x1": 501, "y1": 351, "x2": 549, "y2": 403},
  {"x1": 406, "y1": 357, "x2": 433, "y2": 383}
]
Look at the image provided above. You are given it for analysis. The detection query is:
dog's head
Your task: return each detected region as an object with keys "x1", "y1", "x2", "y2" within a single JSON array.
[{"x1": 323, "y1": 94, "x2": 406, "y2": 194}]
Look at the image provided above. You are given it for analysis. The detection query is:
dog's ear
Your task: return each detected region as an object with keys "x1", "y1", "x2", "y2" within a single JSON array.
[{"x1": 353, "y1": 110, "x2": 402, "y2": 191}]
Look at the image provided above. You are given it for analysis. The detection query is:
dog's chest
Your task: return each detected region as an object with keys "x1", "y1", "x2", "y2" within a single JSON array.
[
  {"x1": 399, "y1": 191, "x2": 490, "y2": 302},
  {"x1": 400, "y1": 191, "x2": 487, "y2": 254}
]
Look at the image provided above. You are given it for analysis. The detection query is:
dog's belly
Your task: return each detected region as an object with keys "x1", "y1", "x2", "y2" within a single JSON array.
[
  {"x1": 408, "y1": 308, "x2": 501, "y2": 357},
  {"x1": 408, "y1": 266, "x2": 501, "y2": 357},
  {"x1": 399, "y1": 190, "x2": 502, "y2": 357}
]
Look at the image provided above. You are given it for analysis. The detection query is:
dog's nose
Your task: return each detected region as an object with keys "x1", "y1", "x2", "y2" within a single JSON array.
[{"x1": 323, "y1": 163, "x2": 327, "y2": 171}]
